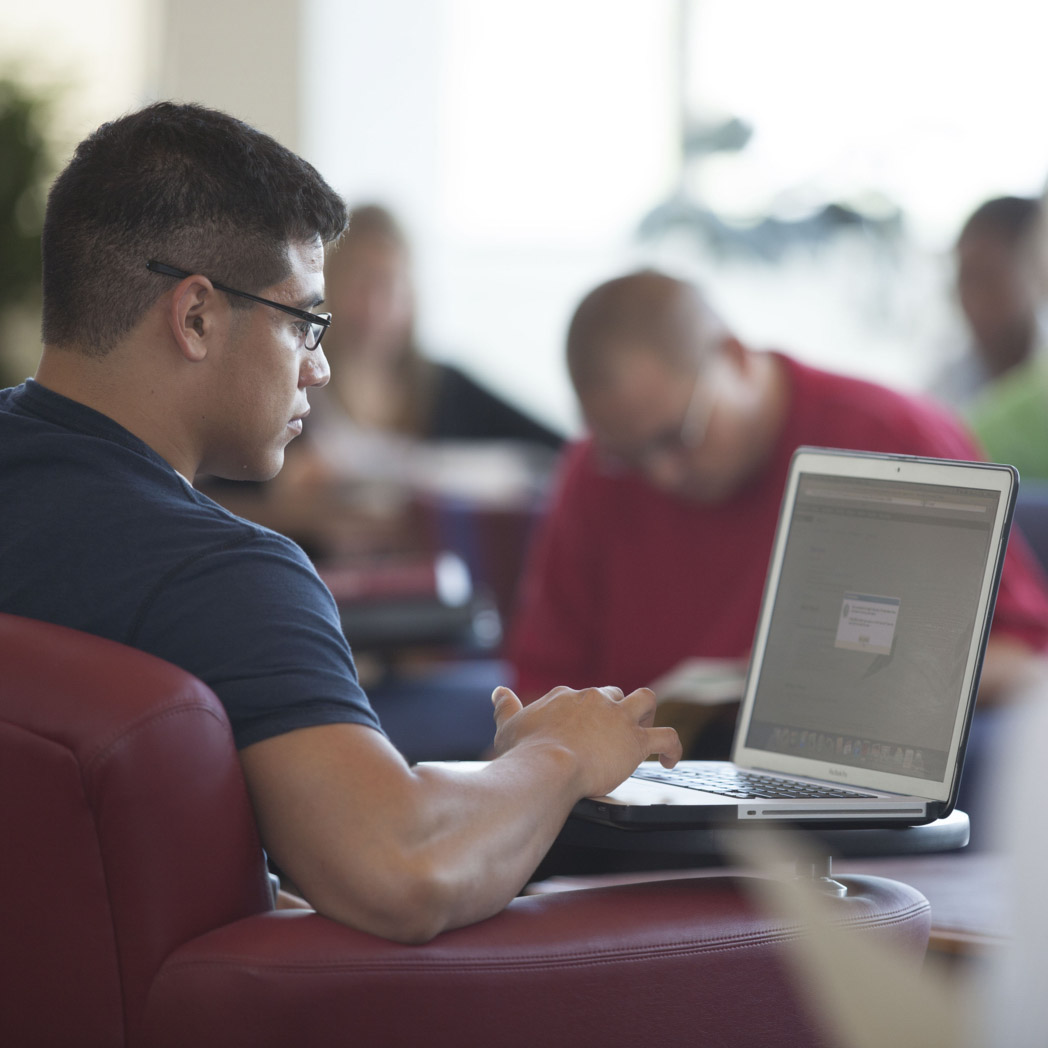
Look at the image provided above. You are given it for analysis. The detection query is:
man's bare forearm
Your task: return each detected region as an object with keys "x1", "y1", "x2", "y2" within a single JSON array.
[
  {"x1": 394, "y1": 746, "x2": 588, "y2": 937},
  {"x1": 240, "y1": 686, "x2": 680, "y2": 943},
  {"x1": 244, "y1": 729, "x2": 582, "y2": 942}
]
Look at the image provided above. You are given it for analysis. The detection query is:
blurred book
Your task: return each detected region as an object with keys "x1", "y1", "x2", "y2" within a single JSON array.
[
  {"x1": 648, "y1": 657, "x2": 748, "y2": 705},
  {"x1": 648, "y1": 658, "x2": 748, "y2": 754}
]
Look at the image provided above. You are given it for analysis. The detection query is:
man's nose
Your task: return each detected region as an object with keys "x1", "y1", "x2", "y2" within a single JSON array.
[{"x1": 301, "y1": 345, "x2": 331, "y2": 388}]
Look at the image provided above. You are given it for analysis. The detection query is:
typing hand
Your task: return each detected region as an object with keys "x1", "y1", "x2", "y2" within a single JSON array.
[{"x1": 491, "y1": 684, "x2": 681, "y2": 800}]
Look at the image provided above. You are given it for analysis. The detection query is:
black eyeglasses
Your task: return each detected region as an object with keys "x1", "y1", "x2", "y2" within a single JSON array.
[{"x1": 146, "y1": 260, "x2": 331, "y2": 350}]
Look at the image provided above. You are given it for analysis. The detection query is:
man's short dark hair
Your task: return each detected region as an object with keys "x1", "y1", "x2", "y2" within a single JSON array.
[
  {"x1": 959, "y1": 195, "x2": 1041, "y2": 249},
  {"x1": 41, "y1": 101, "x2": 347, "y2": 355}
]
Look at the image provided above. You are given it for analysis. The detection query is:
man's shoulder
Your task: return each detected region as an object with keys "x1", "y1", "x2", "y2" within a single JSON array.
[
  {"x1": 785, "y1": 354, "x2": 926, "y2": 407},
  {"x1": 1, "y1": 379, "x2": 174, "y2": 471},
  {"x1": 0, "y1": 378, "x2": 309, "y2": 573},
  {"x1": 783, "y1": 354, "x2": 972, "y2": 454},
  {"x1": 550, "y1": 438, "x2": 630, "y2": 500},
  {"x1": 0, "y1": 381, "x2": 53, "y2": 429}
]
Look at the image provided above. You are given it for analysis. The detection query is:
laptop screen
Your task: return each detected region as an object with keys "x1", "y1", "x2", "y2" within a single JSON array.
[{"x1": 742, "y1": 471, "x2": 1001, "y2": 783}]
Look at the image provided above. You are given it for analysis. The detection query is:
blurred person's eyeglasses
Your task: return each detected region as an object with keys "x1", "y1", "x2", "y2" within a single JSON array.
[
  {"x1": 146, "y1": 260, "x2": 331, "y2": 350},
  {"x1": 595, "y1": 357, "x2": 721, "y2": 475}
]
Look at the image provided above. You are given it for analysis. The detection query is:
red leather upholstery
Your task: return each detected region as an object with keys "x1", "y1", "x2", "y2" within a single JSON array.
[
  {"x1": 144, "y1": 872, "x2": 929, "y2": 1048},
  {"x1": 0, "y1": 613, "x2": 932, "y2": 1048},
  {"x1": 0, "y1": 613, "x2": 272, "y2": 1048}
]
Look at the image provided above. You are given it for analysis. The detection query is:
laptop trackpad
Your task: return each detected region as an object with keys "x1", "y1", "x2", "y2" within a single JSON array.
[{"x1": 597, "y1": 775, "x2": 731, "y2": 806}]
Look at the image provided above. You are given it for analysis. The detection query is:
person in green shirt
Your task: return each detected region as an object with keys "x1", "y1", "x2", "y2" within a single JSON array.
[{"x1": 968, "y1": 350, "x2": 1048, "y2": 481}]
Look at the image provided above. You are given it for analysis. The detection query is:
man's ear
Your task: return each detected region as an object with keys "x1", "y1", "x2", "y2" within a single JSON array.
[{"x1": 164, "y1": 275, "x2": 222, "y2": 362}]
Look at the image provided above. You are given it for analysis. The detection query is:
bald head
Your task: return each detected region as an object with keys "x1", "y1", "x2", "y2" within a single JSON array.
[
  {"x1": 566, "y1": 271, "x2": 728, "y2": 393},
  {"x1": 566, "y1": 270, "x2": 787, "y2": 503}
]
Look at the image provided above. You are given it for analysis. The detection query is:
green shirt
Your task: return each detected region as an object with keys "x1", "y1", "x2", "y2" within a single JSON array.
[{"x1": 967, "y1": 352, "x2": 1048, "y2": 482}]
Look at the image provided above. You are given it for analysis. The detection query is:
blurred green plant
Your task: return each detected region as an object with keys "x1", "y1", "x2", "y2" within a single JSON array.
[{"x1": 0, "y1": 76, "x2": 54, "y2": 314}]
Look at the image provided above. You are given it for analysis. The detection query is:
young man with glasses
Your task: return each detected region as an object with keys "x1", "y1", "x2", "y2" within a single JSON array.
[
  {"x1": 0, "y1": 103, "x2": 680, "y2": 943},
  {"x1": 510, "y1": 270, "x2": 1048, "y2": 744}
]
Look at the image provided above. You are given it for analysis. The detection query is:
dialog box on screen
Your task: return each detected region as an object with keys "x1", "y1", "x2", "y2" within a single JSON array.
[{"x1": 835, "y1": 593, "x2": 900, "y2": 656}]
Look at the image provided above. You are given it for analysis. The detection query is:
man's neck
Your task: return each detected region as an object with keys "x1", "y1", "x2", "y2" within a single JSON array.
[{"x1": 35, "y1": 345, "x2": 200, "y2": 479}]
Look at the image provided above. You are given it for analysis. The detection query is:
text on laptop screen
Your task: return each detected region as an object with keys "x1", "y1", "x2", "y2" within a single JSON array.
[{"x1": 743, "y1": 472, "x2": 1000, "y2": 782}]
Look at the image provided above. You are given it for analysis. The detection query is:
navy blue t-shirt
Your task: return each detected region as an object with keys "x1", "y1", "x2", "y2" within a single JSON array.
[{"x1": 0, "y1": 380, "x2": 382, "y2": 748}]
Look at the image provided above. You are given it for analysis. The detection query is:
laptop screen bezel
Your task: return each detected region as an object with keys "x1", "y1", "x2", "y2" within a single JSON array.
[{"x1": 730, "y1": 447, "x2": 1017, "y2": 805}]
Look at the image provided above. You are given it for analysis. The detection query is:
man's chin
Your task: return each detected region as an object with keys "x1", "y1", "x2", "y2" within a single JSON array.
[
  {"x1": 678, "y1": 475, "x2": 741, "y2": 505},
  {"x1": 213, "y1": 455, "x2": 284, "y2": 484}
]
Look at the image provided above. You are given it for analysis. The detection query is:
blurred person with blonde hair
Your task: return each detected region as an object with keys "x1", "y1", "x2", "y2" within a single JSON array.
[
  {"x1": 238, "y1": 202, "x2": 564, "y2": 558},
  {"x1": 315, "y1": 202, "x2": 562, "y2": 447}
]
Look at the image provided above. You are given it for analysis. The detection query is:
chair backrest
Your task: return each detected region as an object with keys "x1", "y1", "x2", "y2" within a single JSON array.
[{"x1": 0, "y1": 613, "x2": 273, "y2": 1048}]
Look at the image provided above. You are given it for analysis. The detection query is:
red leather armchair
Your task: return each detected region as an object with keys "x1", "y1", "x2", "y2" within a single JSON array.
[{"x1": 0, "y1": 612, "x2": 931, "y2": 1048}]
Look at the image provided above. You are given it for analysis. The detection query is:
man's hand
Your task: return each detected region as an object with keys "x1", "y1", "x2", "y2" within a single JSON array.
[{"x1": 491, "y1": 684, "x2": 682, "y2": 799}]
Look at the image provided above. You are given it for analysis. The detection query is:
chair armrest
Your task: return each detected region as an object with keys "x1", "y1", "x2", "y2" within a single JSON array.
[{"x1": 143, "y1": 873, "x2": 929, "y2": 1048}]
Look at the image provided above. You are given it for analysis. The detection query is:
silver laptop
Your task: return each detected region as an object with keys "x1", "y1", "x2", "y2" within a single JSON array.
[{"x1": 572, "y1": 447, "x2": 1018, "y2": 829}]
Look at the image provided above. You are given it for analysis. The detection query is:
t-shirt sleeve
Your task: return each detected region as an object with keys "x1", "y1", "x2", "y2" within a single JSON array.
[
  {"x1": 130, "y1": 531, "x2": 383, "y2": 748},
  {"x1": 508, "y1": 443, "x2": 608, "y2": 699}
]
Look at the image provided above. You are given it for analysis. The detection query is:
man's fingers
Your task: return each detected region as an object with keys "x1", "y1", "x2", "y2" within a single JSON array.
[
  {"x1": 647, "y1": 726, "x2": 683, "y2": 768},
  {"x1": 610, "y1": 689, "x2": 678, "y2": 762},
  {"x1": 620, "y1": 686, "x2": 658, "y2": 719},
  {"x1": 622, "y1": 686, "x2": 657, "y2": 704},
  {"x1": 491, "y1": 685, "x2": 523, "y2": 725}
]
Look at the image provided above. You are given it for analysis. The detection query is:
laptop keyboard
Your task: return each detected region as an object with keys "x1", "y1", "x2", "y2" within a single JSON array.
[{"x1": 632, "y1": 765, "x2": 877, "y2": 800}]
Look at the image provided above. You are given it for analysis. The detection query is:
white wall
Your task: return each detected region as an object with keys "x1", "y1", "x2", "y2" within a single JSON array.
[
  {"x1": 302, "y1": 0, "x2": 447, "y2": 230},
  {"x1": 301, "y1": 0, "x2": 676, "y2": 434},
  {"x1": 9, "y1": 0, "x2": 1048, "y2": 428},
  {"x1": 1, "y1": 0, "x2": 154, "y2": 146},
  {"x1": 155, "y1": 0, "x2": 301, "y2": 149}
]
